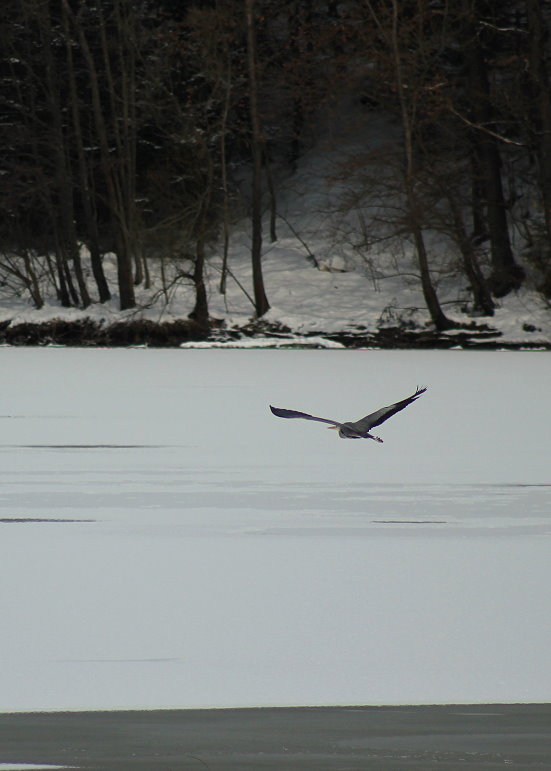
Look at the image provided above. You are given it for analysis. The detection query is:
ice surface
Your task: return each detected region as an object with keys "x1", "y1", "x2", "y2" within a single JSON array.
[{"x1": 0, "y1": 347, "x2": 550, "y2": 711}]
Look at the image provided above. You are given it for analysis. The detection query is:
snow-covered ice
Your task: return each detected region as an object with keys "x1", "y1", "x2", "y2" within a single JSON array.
[{"x1": 0, "y1": 347, "x2": 550, "y2": 711}]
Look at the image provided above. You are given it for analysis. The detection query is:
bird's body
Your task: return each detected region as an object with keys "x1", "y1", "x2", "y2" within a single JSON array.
[{"x1": 270, "y1": 387, "x2": 426, "y2": 442}]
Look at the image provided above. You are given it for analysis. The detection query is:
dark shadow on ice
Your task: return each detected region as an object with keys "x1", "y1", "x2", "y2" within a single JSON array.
[
  {"x1": 12, "y1": 444, "x2": 169, "y2": 449},
  {"x1": 0, "y1": 517, "x2": 95, "y2": 523},
  {"x1": 372, "y1": 519, "x2": 448, "y2": 524}
]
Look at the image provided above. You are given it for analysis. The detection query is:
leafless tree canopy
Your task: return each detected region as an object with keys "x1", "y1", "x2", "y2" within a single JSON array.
[{"x1": 1, "y1": 0, "x2": 551, "y2": 322}]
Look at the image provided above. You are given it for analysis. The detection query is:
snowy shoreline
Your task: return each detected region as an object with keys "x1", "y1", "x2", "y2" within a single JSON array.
[{"x1": 1, "y1": 316, "x2": 550, "y2": 349}]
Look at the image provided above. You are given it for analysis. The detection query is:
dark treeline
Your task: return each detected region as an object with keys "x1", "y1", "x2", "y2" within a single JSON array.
[{"x1": 1, "y1": 0, "x2": 551, "y2": 329}]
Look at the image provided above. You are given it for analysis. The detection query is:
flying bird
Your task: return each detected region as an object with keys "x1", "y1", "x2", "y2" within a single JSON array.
[{"x1": 270, "y1": 386, "x2": 426, "y2": 442}]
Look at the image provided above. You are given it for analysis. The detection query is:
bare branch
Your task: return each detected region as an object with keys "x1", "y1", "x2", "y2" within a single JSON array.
[{"x1": 448, "y1": 106, "x2": 525, "y2": 147}]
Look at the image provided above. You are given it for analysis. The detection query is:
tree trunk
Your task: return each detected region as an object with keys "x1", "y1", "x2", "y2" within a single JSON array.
[
  {"x1": 114, "y1": 230, "x2": 136, "y2": 311},
  {"x1": 526, "y1": 0, "x2": 551, "y2": 297},
  {"x1": 189, "y1": 237, "x2": 210, "y2": 327},
  {"x1": 22, "y1": 250, "x2": 44, "y2": 309},
  {"x1": 245, "y1": 0, "x2": 270, "y2": 318},
  {"x1": 410, "y1": 202, "x2": 455, "y2": 330},
  {"x1": 53, "y1": 245, "x2": 72, "y2": 308},
  {"x1": 218, "y1": 66, "x2": 232, "y2": 295},
  {"x1": 447, "y1": 192, "x2": 495, "y2": 316},
  {"x1": 469, "y1": 151, "x2": 486, "y2": 243},
  {"x1": 390, "y1": 0, "x2": 454, "y2": 331},
  {"x1": 264, "y1": 146, "x2": 277, "y2": 243},
  {"x1": 465, "y1": 25, "x2": 524, "y2": 297},
  {"x1": 40, "y1": 2, "x2": 91, "y2": 309},
  {"x1": 63, "y1": 0, "x2": 135, "y2": 310},
  {"x1": 63, "y1": 4, "x2": 111, "y2": 303}
]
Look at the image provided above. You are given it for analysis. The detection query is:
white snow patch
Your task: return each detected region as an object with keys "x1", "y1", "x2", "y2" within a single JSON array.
[
  {"x1": 0, "y1": 766, "x2": 73, "y2": 770},
  {"x1": 179, "y1": 335, "x2": 344, "y2": 349}
]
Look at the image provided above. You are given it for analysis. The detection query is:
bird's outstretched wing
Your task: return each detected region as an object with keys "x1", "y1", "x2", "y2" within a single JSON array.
[
  {"x1": 269, "y1": 405, "x2": 340, "y2": 427},
  {"x1": 352, "y1": 386, "x2": 427, "y2": 433}
]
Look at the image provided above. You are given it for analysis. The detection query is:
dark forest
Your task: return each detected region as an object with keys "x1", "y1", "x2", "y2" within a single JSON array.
[{"x1": 2, "y1": 0, "x2": 551, "y2": 333}]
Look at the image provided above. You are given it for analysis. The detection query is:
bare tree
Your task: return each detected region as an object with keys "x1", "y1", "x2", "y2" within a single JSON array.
[
  {"x1": 443, "y1": 0, "x2": 524, "y2": 298},
  {"x1": 38, "y1": 2, "x2": 91, "y2": 308},
  {"x1": 524, "y1": 0, "x2": 551, "y2": 296},
  {"x1": 62, "y1": 0, "x2": 110, "y2": 304},
  {"x1": 363, "y1": 0, "x2": 455, "y2": 330},
  {"x1": 0, "y1": 0, "x2": 93, "y2": 308},
  {"x1": 0, "y1": 246, "x2": 44, "y2": 309},
  {"x1": 62, "y1": 0, "x2": 137, "y2": 310},
  {"x1": 245, "y1": 0, "x2": 270, "y2": 317}
]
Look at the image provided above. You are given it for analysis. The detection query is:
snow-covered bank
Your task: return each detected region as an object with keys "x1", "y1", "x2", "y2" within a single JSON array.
[
  {"x1": 0, "y1": 234, "x2": 550, "y2": 349},
  {"x1": 1, "y1": 289, "x2": 550, "y2": 349},
  {"x1": 0, "y1": 348, "x2": 550, "y2": 711}
]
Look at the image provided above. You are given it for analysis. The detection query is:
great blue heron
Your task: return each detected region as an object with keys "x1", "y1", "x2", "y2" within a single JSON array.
[{"x1": 270, "y1": 386, "x2": 427, "y2": 442}]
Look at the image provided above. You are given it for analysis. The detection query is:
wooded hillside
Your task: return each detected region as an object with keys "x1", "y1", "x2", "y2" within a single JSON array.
[{"x1": 1, "y1": 0, "x2": 551, "y2": 335}]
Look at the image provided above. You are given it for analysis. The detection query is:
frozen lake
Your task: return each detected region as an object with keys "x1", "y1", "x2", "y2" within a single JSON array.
[{"x1": 0, "y1": 347, "x2": 550, "y2": 711}]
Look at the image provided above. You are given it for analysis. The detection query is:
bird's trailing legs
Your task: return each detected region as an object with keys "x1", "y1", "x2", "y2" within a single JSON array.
[{"x1": 327, "y1": 426, "x2": 383, "y2": 442}]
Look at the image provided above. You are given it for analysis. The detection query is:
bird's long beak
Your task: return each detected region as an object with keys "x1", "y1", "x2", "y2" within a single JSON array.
[{"x1": 327, "y1": 426, "x2": 338, "y2": 430}]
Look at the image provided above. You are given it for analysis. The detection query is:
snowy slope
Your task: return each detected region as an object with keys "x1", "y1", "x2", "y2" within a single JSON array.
[{"x1": 1, "y1": 109, "x2": 550, "y2": 348}]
